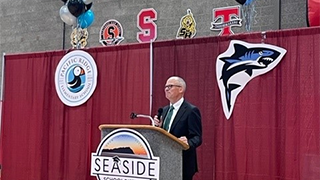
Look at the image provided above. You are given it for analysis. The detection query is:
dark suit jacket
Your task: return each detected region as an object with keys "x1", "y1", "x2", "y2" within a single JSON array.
[{"x1": 162, "y1": 99, "x2": 202, "y2": 180}]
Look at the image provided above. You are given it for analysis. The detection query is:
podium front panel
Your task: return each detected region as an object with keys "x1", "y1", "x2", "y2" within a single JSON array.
[{"x1": 100, "y1": 126, "x2": 184, "y2": 180}]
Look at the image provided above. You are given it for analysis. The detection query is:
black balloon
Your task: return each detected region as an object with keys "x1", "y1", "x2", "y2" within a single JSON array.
[
  {"x1": 67, "y1": 0, "x2": 85, "y2": 17},
  {"x1": 235, "y1": 0, "x2": 246, "y2": 5},
  {"x1": 85, "y1": 2, "x2": 93, "y2": 11}
]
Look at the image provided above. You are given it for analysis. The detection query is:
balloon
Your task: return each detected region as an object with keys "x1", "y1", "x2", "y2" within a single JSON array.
[
  {"x1": 59, "y1": 5, "x2": 77, "y2": 26},
  {"x1": 242, "y1": 0, "x2": 257, "y2": 31},
  {"x1": 244, "y1": 0, "x2": 254, "y2": 5},
  {"x1": 67, "y1": 0, "x2": 85, "y2": 17},
  {"x1": 83, "y1": 0, "x2": 93, "y2": 5},
  {"x1": 235, "y1": 0, "x2": 246, "y2": 5},
  {"x1": 85, "y1": 2, "x2": 93, "y2": 11},
  {"x1": 78, "y1": 9, "x2": 95, "y2": 28}
]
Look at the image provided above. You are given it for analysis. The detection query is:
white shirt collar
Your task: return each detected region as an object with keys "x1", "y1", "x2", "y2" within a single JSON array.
[{"x1": 170, "y1": 97, "x2": 184, "y2": 111}]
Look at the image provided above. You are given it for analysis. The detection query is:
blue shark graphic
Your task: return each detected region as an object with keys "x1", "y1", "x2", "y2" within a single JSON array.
[{"x1": 216, "y1": 40, "x2": 287, "y2": 119}]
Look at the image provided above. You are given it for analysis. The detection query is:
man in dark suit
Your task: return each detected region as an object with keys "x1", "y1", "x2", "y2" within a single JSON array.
[{"x1": 154, "y1": 76, "x2": 202, "y2": 180}]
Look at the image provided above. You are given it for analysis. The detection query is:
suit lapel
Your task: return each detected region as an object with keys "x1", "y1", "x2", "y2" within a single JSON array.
[
  {"x1": 162, "y1": 106, "x2": 170, "y2": 121},
  {"x1": 170, "y1": 100, "x2": 187, "y2": 131}
]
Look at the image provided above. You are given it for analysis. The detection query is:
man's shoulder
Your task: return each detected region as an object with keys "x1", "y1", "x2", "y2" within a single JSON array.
[{"x1": 182, "y1": 100, "x2": 198, "y2": 109}]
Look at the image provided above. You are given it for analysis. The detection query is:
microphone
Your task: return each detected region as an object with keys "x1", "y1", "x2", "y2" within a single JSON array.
[
  {"x1": 130, "y1": 112, "x2": 155, "y2": 126},
  {"x1": 130, "y1": 112, "x2": 137, "y2": 119},
  {"x1": 157, "y1": 108, "x2": 163, "y2": 120}
]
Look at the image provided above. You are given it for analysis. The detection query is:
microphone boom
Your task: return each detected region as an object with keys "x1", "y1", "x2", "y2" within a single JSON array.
[{"x1": 130, "y1": 112, "x2": 155, "y2": 126}]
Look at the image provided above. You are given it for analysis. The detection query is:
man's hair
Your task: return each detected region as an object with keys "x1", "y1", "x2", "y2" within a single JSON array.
[{"x1": 171, "y1": 76, "x2": 186, "y2": 92}]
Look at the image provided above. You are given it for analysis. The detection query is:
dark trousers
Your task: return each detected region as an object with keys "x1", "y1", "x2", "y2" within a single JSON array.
[{"x1": 183, "y1": 171, "x2": 195, "y2": 180}]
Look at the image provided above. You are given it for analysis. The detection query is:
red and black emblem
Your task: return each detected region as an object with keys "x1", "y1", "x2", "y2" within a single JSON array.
[{"x1": 99, "y1": 19, "x2": 124, "y2": 46}]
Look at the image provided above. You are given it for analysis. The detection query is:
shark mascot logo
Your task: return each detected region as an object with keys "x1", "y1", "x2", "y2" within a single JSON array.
[{"x1": 216, "y1": 40, "x2": 287, "y2": 119}]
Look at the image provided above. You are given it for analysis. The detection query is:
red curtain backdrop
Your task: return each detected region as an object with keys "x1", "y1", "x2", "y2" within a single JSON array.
[
  {"x1": 152, "y1": 27, "x2": 320, "y2": 180},
  {"x1": 307, "y1": 0, "x2": 320, "y2": 26},
  {"x1": 0, "y1": 101, "x2": 2, "y2": 167},
  {"x1": 0, "y1": 44, "x2": 151, "y2": 180},
  {"x1": 1, "y1": 27, "x2": 320, "y2": 180}
]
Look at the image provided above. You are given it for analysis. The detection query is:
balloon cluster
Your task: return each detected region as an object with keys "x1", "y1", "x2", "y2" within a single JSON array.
[
  {"x1": 235, "y1": 0, "x2": 257, "y2": 31},
  {"x1": 235, "y1": 0, "x2": 255, "y2": 5},
  {"x1": 59, "y1": 0, "x2": 95, "y2": 29}
]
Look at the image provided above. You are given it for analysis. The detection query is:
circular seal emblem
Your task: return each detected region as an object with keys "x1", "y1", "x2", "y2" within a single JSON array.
[
  {"x1": 55, "y1": 50, "x2": 98, "y2": 107},
  {"x1": 99, "y1": 19, "x2": 124, "y2": 46}
]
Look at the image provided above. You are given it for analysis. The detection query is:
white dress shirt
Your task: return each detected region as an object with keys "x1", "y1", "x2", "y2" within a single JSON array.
[{"x1": 167, "y1": 97, "x2": 184, "y2": 132}]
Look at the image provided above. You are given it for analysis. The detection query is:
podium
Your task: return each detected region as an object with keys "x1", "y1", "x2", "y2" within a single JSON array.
[{"x1": 98, "y1": 124, "x2": 189, "y2": 180}]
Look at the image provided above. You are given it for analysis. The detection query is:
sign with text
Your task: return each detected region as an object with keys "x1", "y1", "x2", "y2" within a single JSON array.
[
  {"x1": 91, "y1": 128, "x2": 160, "y2": 180},
  {"x1": 211, "y1": 6, "x2": 242, "y2": 35},
  {"x1": 55, "y1": 50, "x2": 98, "y2": 107}
]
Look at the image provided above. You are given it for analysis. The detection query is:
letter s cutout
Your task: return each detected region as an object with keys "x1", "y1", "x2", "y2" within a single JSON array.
[{"x1": 137, "y1": 8, "x2": 157, "y2": 43}]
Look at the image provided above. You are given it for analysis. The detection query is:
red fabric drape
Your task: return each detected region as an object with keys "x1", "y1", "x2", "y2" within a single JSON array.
[
  {"x1": 152, "y1": 27, "x2": 320, "y2": 180},
  {"x1": 0, "y1": 101, "x2": 2, "y2": 167},
  {"x1": 1, "y1": 27, "x2": 320, "y2": 180},
  {"x1": 1, "y1": 43, "x2": 151, "y2": 180},
  {"x1": 307, "y1": 0, "x2": 320, "y2": 27}
]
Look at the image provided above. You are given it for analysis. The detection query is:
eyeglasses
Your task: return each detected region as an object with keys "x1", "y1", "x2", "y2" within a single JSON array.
[{"x1": 165, "y1": 84, "x2": 181, "y2": 89}]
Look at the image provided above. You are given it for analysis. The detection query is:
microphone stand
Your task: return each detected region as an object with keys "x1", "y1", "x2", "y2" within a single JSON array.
[{"x1": 130, "y1": 112, "x2": 155, "y2": 126}]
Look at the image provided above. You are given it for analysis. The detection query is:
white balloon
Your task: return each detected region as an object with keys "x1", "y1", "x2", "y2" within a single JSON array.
[
  {"x1": 59, "y1": 5, "x2": 77, "y2": 26},
  {"x1": 82, "y1": 0, "x2": 93, "y2": 5}
]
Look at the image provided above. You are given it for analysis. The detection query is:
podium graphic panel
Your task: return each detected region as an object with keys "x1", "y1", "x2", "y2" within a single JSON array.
[{"x1": 95, "y1": 125, "x2": 188, "y2": 180}]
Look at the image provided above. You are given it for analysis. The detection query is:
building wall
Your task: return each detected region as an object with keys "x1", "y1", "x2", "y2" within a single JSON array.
[
  {"x1": 0, "y1": 0, "x2": 307, "y2": 95},
  {"x1": 0, "y1": 0, "x2": 307, "y2": 55}
]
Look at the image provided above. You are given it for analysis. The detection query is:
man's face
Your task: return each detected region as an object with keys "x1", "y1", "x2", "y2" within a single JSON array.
[{"x1": 164, "y1": 78, "x2": 183, "y2": 103}]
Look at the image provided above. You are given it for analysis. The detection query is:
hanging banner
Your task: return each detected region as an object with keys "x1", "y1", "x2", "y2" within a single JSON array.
[
  {"x1": 216, "y1": 40, "x2": 287, "y2": 119},
  {"x1": 55, "y1": 50, "x2": 98, "y2": 107}
]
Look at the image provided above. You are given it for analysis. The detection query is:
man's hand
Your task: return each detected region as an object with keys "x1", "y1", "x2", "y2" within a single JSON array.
[
  {"x1": 178, "y1": 136, "x2": 189, "y2": 145},
  {"x1": 153, "y1": 115, "x2": 163, "y2": 127}
]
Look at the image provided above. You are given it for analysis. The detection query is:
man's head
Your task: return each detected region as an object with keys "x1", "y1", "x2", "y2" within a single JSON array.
[{"x1": 164, "y1": 76, "x2": 186, "y2": 104}]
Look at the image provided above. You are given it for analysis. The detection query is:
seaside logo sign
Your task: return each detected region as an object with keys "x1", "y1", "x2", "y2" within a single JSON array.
[
  {"x1": 55, "y1": 50, "x2": 98, "y2": 107},
  {"x1": 91, "y1": 128, "x2": 160, "y2": 180}
]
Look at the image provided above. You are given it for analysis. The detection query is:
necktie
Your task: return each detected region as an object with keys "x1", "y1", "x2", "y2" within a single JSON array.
[{"x1": 163, "y1": 106, "x2": 174, "y2": 131}]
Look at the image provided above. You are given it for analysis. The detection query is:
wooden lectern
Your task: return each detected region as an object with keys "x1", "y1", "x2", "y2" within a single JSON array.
[{"x1": 99, "y1": 124, "x2": 189, "y2": 180}]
